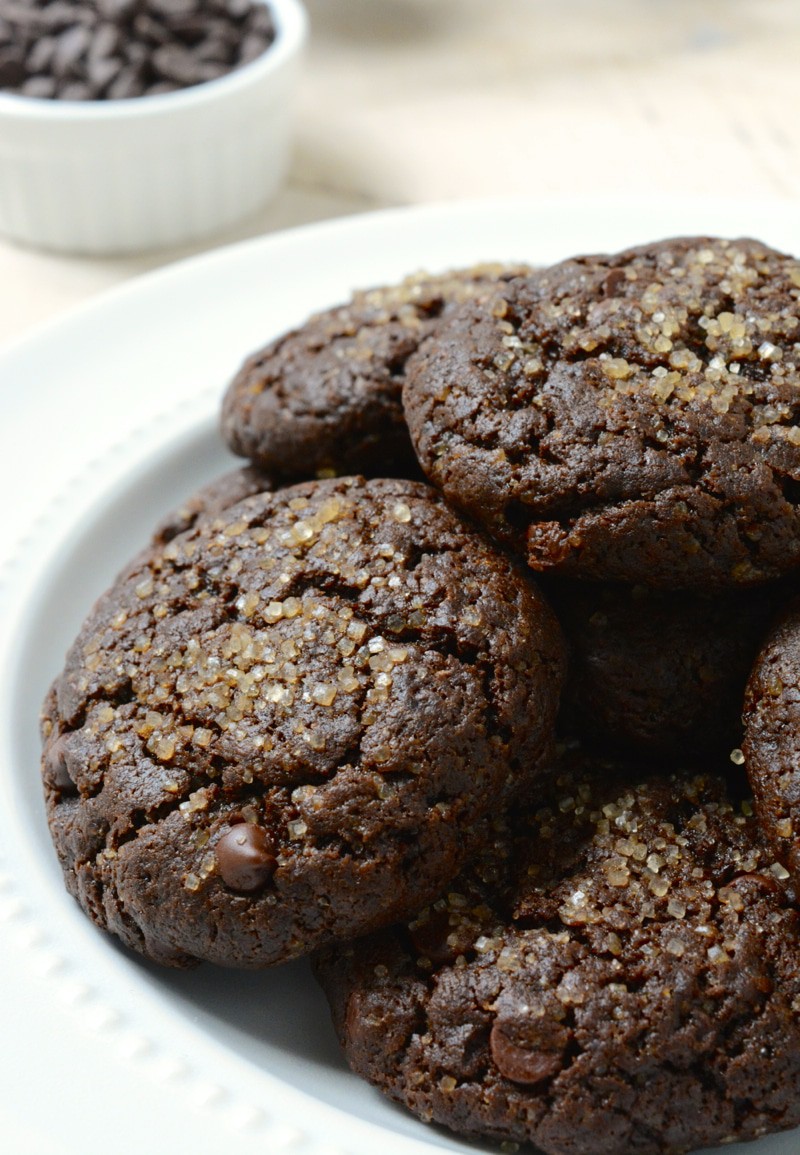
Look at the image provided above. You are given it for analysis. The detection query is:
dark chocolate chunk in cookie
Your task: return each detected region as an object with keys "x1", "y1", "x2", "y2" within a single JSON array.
[
  {"x1": 220, "y1": 264, "x2": 531, "y2": 480},
  {"x1": 316, "y1": 756, "x2": 800, "y2": 1154},
  {"x1": 549, "y1": 579, "x2": 780, "y2": 758},
  {"x1": 215, "y1": 822, "x2": 277, "y2": 893},
  {"x1": 41, "y1": 477, "x2": 565, "y2": 968},
  {"x1": 404, "y1": 237, "x2": 800, "y2": 588},
  {"x1": 743, "y1": 596, "x2": 800, "y2": 885}
]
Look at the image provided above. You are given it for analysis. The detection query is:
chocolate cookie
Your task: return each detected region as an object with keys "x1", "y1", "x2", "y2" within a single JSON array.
[
  {"x1": 316, "y1": 757, "x2": 800, "y2": 1154},
  {"x1": 743, "y1": 596, "x2": 800, "y2": 885},
  {"x1": 41, "y1": 477, "x2": 565, "y2": 968},
  {"x1": 221, "y1": 264, "x2": 531, "y2": 479},
  {"x1": 404, "y1": 236, "x2": 800, "y2": 588},
  {"x1": 153, "y1": 465, "x2": 275, "y2": 545},
  {"x1": 549, "y1": 580, "x2": 779, "y2": 758}
]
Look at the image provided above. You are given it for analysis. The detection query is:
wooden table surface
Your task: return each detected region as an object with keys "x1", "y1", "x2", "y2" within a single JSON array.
[{"x1": 2, "y1": 0, "x2": 799, "y2": 346}]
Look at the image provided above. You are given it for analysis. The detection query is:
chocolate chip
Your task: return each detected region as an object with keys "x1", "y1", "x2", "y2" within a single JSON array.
[
  {"x1": 151, "y1": 42, "x2": 202, "y2": 84},
  {"x1": 88, "y1": 22, "x2": 120, "y2": 60},
  {"x1": 133, "y1": 12, "x2": 170, "y2": 45},
  {"x1": 107, "y1": 64, "x2": 143, "y2": 99},
  {"x1": 195, "y1": 60, "x2": 228, "y2": 82},
  {"x1": 27, "y1": 35, "x2": 56, "y2": 73},
  {"x1": 123, "y1": 40, "x2": 148, "y2": 67},
  {"x1": 194, "y1": 34, "x2": 234, "y2": 65},
  {"x1": 216, "y1": 823, "x2": 276, "y2": 893},
  {"x1": 21, "y1": 74, "x2": 56, "y2": 97},
  {"x1": 489, "y1": 1022, "x2": 564, "y2": 1086},
  {"x1": 53, "y1": 24, "x2": 90, "y2": 78},
  {"x1": 59, "y1": 79, "x2": 92, "y2": 99},
  {"x1": 44, "y1": 733, "x2": 77, "y2": 793},
  {"x1": 239, "y1": 30, "x2": 269, "y2": 64},
  {"x1": 0, "y1": 47, "x2": 24, "y2": 86},
  {"x1": 87, "y1": 54, "x2": 121, "y2": 90}
]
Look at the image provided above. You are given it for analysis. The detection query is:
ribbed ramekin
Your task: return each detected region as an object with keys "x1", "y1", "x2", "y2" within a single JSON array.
[{"x1": 0, "y1": 0, "x2": 307, "y2": 255}]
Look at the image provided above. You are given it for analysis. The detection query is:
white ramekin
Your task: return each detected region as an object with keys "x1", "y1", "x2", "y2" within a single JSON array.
[{"x1": 0, "y1": 0, "x2": 307, "y2": 255}]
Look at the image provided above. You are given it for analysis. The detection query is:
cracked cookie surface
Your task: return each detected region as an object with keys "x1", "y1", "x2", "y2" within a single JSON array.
[
  {"x1": 41, "y1": 476, "x2": 565, "y2": 968},
  {"x1": 221, "y1": 264, "x2": 531, "y2": 480},
  {"x1": 316, "y1": 756, "x2": 800, "y2": 1154},
  {"x1": 404, "y1": 237, "x2": 800, "y2": 587}
]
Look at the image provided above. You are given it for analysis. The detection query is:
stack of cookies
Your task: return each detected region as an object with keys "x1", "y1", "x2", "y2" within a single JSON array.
[{"x1": 41, "y1": 238, "x2": 800, "y2": 1155}]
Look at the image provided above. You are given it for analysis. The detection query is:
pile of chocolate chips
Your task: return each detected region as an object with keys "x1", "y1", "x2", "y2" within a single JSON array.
[{"x1": 0, "y1": 0, "x2": 277, "y2": 101}]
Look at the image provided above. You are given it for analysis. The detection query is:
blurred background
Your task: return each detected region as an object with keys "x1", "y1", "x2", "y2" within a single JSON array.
[{"x1": 2, "y1": 0, "x2": 799, "y2": 342}]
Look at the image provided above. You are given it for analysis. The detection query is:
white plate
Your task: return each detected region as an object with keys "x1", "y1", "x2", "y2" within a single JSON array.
[{"x1": 2, "y1": 198, "x2": 800, "y2": 1155}]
